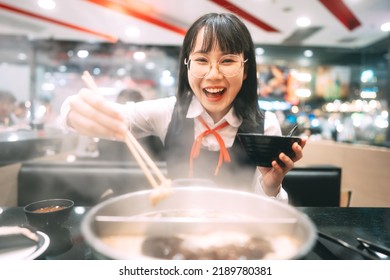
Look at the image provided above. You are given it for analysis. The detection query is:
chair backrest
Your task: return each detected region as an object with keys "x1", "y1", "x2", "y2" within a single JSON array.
[{"x1": 282, "y1": 165, "x2": 342, "y2": 207}]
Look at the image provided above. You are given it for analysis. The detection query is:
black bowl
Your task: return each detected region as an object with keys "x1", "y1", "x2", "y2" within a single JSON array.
[
  {"x1": 24, "y1": 199, "x2": 74, "y2": 228},
  {"x1": 237, "y1": 133, "x2": 302, "y2": 167}
]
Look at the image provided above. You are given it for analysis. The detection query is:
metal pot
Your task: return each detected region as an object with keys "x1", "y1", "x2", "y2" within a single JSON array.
[{"x1": 81, "y1": 186, "x2": 316, "y2": 260}]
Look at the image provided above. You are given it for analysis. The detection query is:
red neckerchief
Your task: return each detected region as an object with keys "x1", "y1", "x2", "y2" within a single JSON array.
[{"x1": 189, "y1": 116, "x2": 231, "y2": 176}]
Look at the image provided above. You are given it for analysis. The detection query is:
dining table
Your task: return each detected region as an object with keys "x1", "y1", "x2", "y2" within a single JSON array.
[{"x1": 0, "y1": 206, "x2": 389, "y2": 260}]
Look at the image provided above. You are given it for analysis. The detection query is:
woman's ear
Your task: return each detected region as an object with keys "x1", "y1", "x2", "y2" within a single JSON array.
[
  {"x1": 243, "y1": 67, "x2": 248, "y2": 80},
  {"x1": 243, "y1": 63, "x2": 249, "y2": 80}
]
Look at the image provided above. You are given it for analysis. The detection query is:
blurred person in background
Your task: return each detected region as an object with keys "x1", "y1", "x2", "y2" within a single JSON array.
[
  {"x1": 0, "y1": 90, "x2": 16, "y2": 131},
  {"x1": 12, "y1": 101, "x2": 31, "y2": 129},
  {"x1": 116, "y1": 88, "x2": 144, "y2": 104}
]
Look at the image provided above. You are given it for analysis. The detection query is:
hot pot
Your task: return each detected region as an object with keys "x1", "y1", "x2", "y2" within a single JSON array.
[{"x1": 81, "y1": 186, "x2": 316, "y2": 260}]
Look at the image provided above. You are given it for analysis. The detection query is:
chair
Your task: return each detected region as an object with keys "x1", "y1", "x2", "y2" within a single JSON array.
[{"x1": 282, "y1": 165, "x2": 342, "y2": 207}]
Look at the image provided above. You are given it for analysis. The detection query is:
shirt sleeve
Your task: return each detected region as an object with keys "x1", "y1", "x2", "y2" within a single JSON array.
[
  {"x1": 59, "y1": 95, "x2": 176, "y2": 142},
  {"x1": 117, "y1": 96, "x2": 176, "y2": 142},
  {"x1": 253, "y1": 168, "x2": 289, "y2": 203}
]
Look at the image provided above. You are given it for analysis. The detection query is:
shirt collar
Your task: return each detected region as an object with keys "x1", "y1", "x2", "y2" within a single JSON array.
[{"x1": 186, "y1": 96, "x2": 242, "y2": 128}]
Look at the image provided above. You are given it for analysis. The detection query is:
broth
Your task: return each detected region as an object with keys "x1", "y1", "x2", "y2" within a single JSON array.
[
  {"x1": 99, "y1": 209, "x2": 299, "y2": 260},
  {"x1": 101, "y1": 231, "x2": 297, "y2": 260}
]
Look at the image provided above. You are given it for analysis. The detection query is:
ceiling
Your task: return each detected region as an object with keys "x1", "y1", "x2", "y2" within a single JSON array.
[{"x1": 0, "y1": 0, "x2": 389, "y2": 51}]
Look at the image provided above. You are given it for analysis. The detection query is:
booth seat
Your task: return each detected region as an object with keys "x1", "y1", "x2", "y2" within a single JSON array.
[
  {"x1": 18, "y1": 159, "x2": 342, "y2": 207},
  {"x1": 282, "y1": 165, "x2": 342, "y2": 207}
]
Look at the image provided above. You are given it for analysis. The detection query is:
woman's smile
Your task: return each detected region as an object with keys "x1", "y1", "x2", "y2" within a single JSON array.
[{"x1": 203, "y1": 87, "x2": 226, "y2": 100}]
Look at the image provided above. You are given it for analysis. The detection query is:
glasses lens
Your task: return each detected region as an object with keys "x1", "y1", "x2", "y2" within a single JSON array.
[{"x1": 187, "y1": 55, "x2": 245, "y2": 78}]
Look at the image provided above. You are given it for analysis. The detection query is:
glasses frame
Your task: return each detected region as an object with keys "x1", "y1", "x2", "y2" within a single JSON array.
[{"x1": 184, "y1": 54, "x2": 248, "y2": 78}]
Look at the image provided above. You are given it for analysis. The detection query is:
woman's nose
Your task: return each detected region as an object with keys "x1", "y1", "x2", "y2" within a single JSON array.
[{"x1": 205, "y1": 62, "x2": 223, "y2": 78}]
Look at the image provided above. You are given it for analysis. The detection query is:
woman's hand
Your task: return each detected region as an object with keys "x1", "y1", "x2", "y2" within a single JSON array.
[
  {"x1": 67, "y1": 88, "x2": 128, "y2": 140},
  {"x1": 258, "y1": 138, "x2": 307, "y2": 197}
]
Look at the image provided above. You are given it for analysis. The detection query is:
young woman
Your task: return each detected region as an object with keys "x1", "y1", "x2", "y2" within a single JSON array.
[{"x1": 61, "y1": 13, "x2": 306, "y2": 201}]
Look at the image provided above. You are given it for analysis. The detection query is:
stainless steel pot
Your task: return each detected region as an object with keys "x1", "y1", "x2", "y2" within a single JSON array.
[{"x1": 81, "y1": 186, "x2": 316, "y2": 260}]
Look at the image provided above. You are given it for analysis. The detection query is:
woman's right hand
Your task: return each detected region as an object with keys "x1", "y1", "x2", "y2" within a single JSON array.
[{"x1": 67, "y1": 88, "x2": 128, "y2": 140}]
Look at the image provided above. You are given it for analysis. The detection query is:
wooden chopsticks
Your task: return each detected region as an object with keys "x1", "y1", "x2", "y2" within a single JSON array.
[{"x1": 81, "y1": 71, "x2": 171, "y2": 202}]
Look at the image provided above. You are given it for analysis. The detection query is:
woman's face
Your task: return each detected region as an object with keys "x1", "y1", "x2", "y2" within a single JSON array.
[{"x1": 187, "y1": 28, "x2": 246, "y2": 123}]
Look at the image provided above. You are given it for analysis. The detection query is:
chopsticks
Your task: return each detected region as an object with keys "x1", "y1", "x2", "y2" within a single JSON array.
[
  {"x1": 81, "y1": 71, "x2": 172, "y2": 203},
  {"x1": 317, "y1": 231, "x2": 378, "y2": 260},
  {"x1": 356, "y1": 237, "x2": 390, "y2": 258}
]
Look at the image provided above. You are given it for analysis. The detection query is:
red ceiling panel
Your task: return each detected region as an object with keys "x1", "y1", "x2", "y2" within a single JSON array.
[
  {"x1": 0, "y1": 2, "x2": 118, "y2": 42},
  {"x1": 87, "y1": 0, "x2": 187, "y2": 36},
  {"x1": 319, "y1": 0, "x2": 361, "y2": 31},
  {"x1": 209, "y1": 0, "x2": 280, "y2": 32}
]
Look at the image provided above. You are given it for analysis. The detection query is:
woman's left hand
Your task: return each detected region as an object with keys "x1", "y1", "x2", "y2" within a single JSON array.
[{"x1": 258, "y1": 138, "x2": 307, "y2": 197}]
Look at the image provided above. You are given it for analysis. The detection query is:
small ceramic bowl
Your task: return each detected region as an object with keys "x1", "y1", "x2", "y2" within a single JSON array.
[
  {"x1": 24, "y1": 199, "x2": 74, "y2": 228},
  {"x1": 237, "y1": 133, "x2": 302, "y2": 167}
]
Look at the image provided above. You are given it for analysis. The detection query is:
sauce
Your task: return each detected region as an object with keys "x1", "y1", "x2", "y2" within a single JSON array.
[{"x1": 32, "y1": 205, "x2": 66, "y2": 213}]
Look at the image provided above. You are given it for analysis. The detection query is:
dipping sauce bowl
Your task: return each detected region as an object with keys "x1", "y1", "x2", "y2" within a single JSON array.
[{"x1": 24, "y1": 199, "x2": 74, "y2": 228}]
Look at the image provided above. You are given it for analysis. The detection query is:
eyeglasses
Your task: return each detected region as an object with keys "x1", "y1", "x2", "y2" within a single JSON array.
[{"x1": 184, "y1": 54, "x2": 248, "y2": 78}]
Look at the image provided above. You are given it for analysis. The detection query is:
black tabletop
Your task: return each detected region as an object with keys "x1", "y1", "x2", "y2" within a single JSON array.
[{"x1": 1, "y1": 206, "x2": 389, "y2": 260}]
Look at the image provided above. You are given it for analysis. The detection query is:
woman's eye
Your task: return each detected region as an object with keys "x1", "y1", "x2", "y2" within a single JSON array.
[
  {"x1": 221, "y1": 59, "x2": 235, "y2": 64},
  {"x1": 194, "y1": 58, "x2": 208, "y2": 63},
  {"x1": 220, "y1": 56, "x2": 239, "y2": 64}
]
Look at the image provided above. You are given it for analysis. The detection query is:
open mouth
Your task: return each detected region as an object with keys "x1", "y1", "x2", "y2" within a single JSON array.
[{"x1": 203, "y1": 87, "x2": 225, "y2": 99}]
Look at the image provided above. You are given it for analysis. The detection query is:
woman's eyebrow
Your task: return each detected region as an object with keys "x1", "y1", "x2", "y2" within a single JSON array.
[
  {"x1": 191, "y1": 50, "x2": 234, "y2": 56},
  {"x1": 191, "y1": 50, "x2": 209, "y2": 55}
]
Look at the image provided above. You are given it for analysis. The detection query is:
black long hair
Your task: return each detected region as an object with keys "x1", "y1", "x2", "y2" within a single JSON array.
[{"x1": 176, "y1": 13, "x2": 264, "y2": 130}]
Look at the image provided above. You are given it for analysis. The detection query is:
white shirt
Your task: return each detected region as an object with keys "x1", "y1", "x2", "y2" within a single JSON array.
[{"x1": 61, "y1": 95, "x2": 288, "y2": 202}]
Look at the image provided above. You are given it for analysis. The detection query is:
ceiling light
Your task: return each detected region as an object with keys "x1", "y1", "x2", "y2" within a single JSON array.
[
  {"x1": 92, "y1": 67, "x2": 101, "y2": 75},
  {"x1": 360, "y1": 69, "x2": 374, "y2": 83},
  {"x1": 38, "y1": 0, "x2": 56, "y2": 10},
  {"x1": 133, "y1": 51, "x2": 146, "y2": 61},
  {"x1": 77, "y1": 50, "x2": 89, "y2": 58},
  {"x1": 41, "y1": 82, "x2": 55, "y2": 91},
  {"x1": 296, "y1": 17, "x2": 311, "y2": 27},
  {"x1": 380, "y1": 22, "x2": 390, "y2": 32},
  {"x1": 17, "y1": 53, "x2": 27, "y2": 60},
  {"x1": 291, "y1": 71, "x2": 312, "y2": 82},
  {"x1": 296, "y1": 88, "x2": 311, "y2": 98},
  {"x1": 58, "y1": 65, "x2": 67, "y2": 72},
  {"x1": 303, "y1": 50, "x2": 313, "y2": 57},
  {"x1": 255, "y1": 47, "x2": 265, "y2": 55},
  {"x1": 125, "y1": 26, "x2": 141, "y2": 37},
  {"x1": 146, "y1": 62, "x2": 156, "y2": 70},
  {"x1": 117, "y1": 68, "x2": 126, "y2": 76},
  {"x1": 360, "y1": 90, "x2": 377, "y2": 99}
]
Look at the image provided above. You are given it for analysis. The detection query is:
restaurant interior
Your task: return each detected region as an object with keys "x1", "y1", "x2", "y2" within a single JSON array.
[{"x1": 0, "y1": 0, "x2": 390, "y2": 261}]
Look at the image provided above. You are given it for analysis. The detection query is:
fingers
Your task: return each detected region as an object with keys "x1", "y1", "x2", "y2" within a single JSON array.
[
  {"x1": 273, "y1": 140, "x2": 305, "y2": 171},
  {"x1": 67, "y1": 88, "x2": 127, "y2": 140},
  {"x1": 258, "y1": 139, "x2": 306, "y2": 197},
  {"x1": 298, "y1": 137, "x2": 307, "y2": 149},
  {"x1": 272, "y1": 153, "x2": 294, "y2": 173},
  {"x1": 78, "y1": 89, "x2": 123, "y2": 121}
]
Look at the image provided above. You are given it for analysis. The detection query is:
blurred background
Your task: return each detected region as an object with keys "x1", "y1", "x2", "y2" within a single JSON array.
[{"x1": 0, "y1": 0, "x2": 389, "y2": 146}]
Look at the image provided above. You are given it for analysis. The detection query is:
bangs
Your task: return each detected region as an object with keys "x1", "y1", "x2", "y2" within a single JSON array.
[{"x1": 198, "y1": 16, "x2": 248, "y2": 55}]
